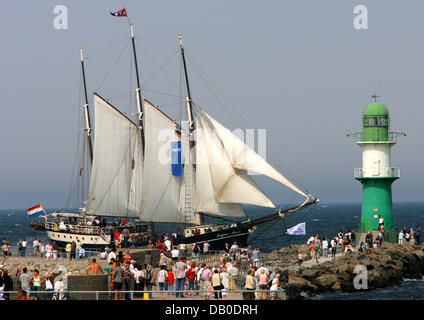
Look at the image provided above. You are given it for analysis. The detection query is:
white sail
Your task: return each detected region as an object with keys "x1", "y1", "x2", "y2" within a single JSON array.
[
  {"x1": 199, "y1": 114, "x2": 276, "y2": 208},
  {"x1": 194, "y1": 117, "x2": 247, "y2": 217},
  {"x1": 203, "y1": 111, "x2": 308, "y2": 199},
  {"x1": 86, "y1": 94, "x2": 142, "y2": 217},
  {"x1": 140, "y1": 100, "x2": 184, "y2": 223}
]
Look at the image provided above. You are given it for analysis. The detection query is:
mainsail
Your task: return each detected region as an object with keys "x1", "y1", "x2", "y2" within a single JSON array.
[
  {"x1": 140, "y1": 100, "x2": 188, "y2": 223},
  {"x1": 86, "y1": 93, "x2": 143, "y2": 217}
]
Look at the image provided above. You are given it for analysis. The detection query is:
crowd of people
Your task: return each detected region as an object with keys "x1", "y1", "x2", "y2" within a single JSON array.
[
  {"x1": 304, "y1": 230, "x2": 357, "y2": 263},
  {"x1": 0, "y1": 264, "x2": 68, "y2": 301},
  {"x1": 398, "y1": 226, "x2": 420, "y2": 245}
]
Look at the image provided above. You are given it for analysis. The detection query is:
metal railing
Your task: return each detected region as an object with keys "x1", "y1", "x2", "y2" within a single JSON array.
[
  {"x1": 354, "y1": 167, "x2": 400, "y2": 178},
  {"x1": 347, "y1": 132, "x2": 405, "y2": 143},
  {"x1": 1, "y1": 289, "x2": 286, "y2": 300},
  {"x1": 45, "y1": 222, "x2": 102, "y2": 235}
]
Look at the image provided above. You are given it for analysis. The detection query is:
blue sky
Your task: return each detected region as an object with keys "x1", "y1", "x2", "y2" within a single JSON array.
[{"x1": 1, "y1": 1, "x2": 423, "y2": 209}]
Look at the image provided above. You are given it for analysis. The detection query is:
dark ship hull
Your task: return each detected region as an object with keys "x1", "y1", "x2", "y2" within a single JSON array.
[{"x1": 178, "y1": 226, "x2": 251, "y2": 250}]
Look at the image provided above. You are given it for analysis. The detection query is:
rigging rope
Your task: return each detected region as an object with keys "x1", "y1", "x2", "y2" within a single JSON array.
[
  {"x1": 85, "y1": 37, "x2": 130, "y2": 60},
  {"x1": 93, "y1": 40, "x2": 131, "y2": 98},
  {"x1": 138, "y1": 44, "x2": 180, "y2": 91},
  {"x1": 141, "y1": 49, "x2": 180, "y2": 89}
]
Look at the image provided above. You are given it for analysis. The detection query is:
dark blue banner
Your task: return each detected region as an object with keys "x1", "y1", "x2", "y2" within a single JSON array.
[{"x1": 171, "y1": 141, "x2": 182, "y2": 176}]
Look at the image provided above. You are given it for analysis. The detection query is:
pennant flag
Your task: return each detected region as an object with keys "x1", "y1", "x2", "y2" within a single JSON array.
[
  {"x1": 26, "y1": 204, "x2": 45, "y2": 217},
  {"x1": 110, "y1": 8, "x2": 128, "y2": 17},
  {"x1": 171, "y1": 141, "x2": 183, "y2": 176},
  {"x1": 287, "y1": 222, "x2": 306, "y2": 235}
]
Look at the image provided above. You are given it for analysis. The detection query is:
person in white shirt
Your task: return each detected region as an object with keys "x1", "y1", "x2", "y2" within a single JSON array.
[
  {"x1": 203, "y1": 241, "x2": 210, "y2": 255},
  {"x1": 171, "y1": 247, "x2": 180, "y2": 261},
  {"x1": 255, "y1": 263, "x2": 269, "y2": 278},
  {"x1": 230, "y1": 242, "x2": 239, "y2": 252},
  {"x1": 59, "y1": 221, "x2": 66, "y2": 231},
  {"x1": 322, "y1": 239, "x2": 329, "y2": 257},
  {"x1": 107, "y1": 249, "x2": 117, "y2": 264},
  {"x1": 164, "y1": 238, "x2": 172, "y2": 252},
  {"x1": 229, "y1": 262, "x2": 239, "y2": 290}
]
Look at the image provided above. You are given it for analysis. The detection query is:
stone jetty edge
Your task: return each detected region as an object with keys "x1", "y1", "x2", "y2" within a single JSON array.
[{"x1": 263, "y1": 241, "x2": 424, "y2": 299}]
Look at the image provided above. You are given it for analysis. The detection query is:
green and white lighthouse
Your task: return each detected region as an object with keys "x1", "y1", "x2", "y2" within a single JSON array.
[{"x1": 348, "y1": 96, "x2": 405, "y2": 234}]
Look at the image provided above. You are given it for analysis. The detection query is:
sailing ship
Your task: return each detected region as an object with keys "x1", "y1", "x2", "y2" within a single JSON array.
[{"x1": 38, "y1": 23, "x2": 319, "y2": 250}]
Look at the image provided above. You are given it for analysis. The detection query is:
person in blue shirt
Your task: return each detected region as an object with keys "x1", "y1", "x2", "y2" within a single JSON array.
[{"x1": 252, "y1": 248, "x2": 260, "y2": 267}]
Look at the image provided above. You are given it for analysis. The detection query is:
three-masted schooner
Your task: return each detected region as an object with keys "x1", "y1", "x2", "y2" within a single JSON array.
[{"x1": 41, "y1": 22, "x2": 319, "y2": 250}]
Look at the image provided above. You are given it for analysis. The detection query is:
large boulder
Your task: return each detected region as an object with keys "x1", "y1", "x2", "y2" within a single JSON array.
[
  {"x1": 311, "y1": 274, "x2": 339, "y2": 290},
  {"x1": 287, "y1": 272, "x2": 318, "y2": 293}
]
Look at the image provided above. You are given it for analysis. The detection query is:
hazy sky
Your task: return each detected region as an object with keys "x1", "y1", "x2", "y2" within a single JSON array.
[{"x1": 1, "y1": 0, "x2": 423, "y2": 209}]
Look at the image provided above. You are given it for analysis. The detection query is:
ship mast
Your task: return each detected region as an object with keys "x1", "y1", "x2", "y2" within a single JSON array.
[
  {"x1": 179, "y1": 33, "x2": 205, "y2": 225},
  {"x1": 129, "y1": 22, "x2": 146, "y2": 151},
  {"x1": 129, "y1": 22, "x2": 156, "y2": 238},
  {"x1": 80, "y1": 46, "x2": 93, "y2": 164}
]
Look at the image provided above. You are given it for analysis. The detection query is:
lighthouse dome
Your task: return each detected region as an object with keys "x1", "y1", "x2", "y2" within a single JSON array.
[{"x1": 363, "y1": 102, "x2": 389, "y2": 117}]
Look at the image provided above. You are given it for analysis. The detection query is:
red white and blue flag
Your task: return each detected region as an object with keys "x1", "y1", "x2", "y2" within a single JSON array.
[
  {"x1": 110, "y1": 8, "x2": 128, "y2": 17},
  {"x1": 26, "y1": 204, "x2": 45, "y2": 217}
]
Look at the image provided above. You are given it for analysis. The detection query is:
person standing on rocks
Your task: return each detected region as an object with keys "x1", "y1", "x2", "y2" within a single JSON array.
[
  {"x1": 298, "y1": 252, "x2": 303, "y2": 265},
  {"x1": 398, "y1": 230, "x2": 404, "y2": 245},
  {"x1": 65, "y1": 242, "x2": 71, "y2": 260},
  {"x1": 378, "y1": 216, "x2": 384, "y2": 232},
  {"x1": 415, "y1": 226, "x2": 421, "y2": 244},
  {"x1": 322, "y1": 238, "x2": 329, "y2": 257},
  {"x1": 314, "y1": 238, "x2": 321, "y2": 262}
]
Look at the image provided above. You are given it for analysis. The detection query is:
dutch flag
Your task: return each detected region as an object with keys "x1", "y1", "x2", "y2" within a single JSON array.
[{"x1": 26, "y1": 204, "x2": 45, "y2": 217}]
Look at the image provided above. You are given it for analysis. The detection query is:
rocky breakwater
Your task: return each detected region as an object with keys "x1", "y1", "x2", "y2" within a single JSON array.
[
  {"x1": 264, "y1": 242, "x2": 424, "y2": 299},
  {"x1": 1, "y1": 258, "x2": 91, "y2": 277}
]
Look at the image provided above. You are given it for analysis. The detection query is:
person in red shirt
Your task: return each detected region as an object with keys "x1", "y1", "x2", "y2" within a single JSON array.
[
  {"x1": 168, "y1": 269, "x2": 175, "y2": 294},
  {"x1": 186, "y1": 263, "x2": 197, "y2": 295},
  {"x1": 114, "y1": 230, "x2": 121, "y2": 248}
]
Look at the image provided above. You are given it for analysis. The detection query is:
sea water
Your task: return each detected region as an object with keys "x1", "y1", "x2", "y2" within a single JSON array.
[{"x1": 1, "y1": 202, "x2": 424, "y2": 299}]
